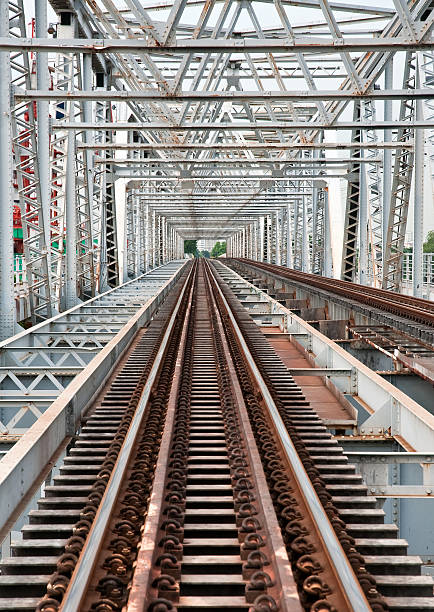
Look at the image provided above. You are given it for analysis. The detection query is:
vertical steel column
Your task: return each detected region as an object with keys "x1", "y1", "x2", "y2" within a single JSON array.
[
  {"x1": 135, "y1": 194, "x2": 141, "y2": 276},
  {"x1": 414, "y1": 60, "x2": 424, "y2": 297},
  {"x1": 123, "y1": 189, "x2": 129, "y2": 283},
  {"x1": 163, "y1": 217, "x2": 168, "y2": 263},
  {"x1": 275, "y1": 211, "x2": 281, "y2": 265},
  {"x1": 312, "y1": 180, "x2": 319, "y2": 269},
  {"x1": 138, "y1": 200, "x2": 145, "y2": 273},
  {"x1": 324, "y1": 188, "x2": 332, "y2": 277},
  {"x1": 155, "y1": 215, "x2": 160, "y2": 266},
  {"x1": 359, "y1": 149, "x2": 368, "y2": 284},
  {"x1": 0, "y1": 3, "x2": 15, "y2": 339},
  {"x1": 259, "y1": 216, "x2": 264, "y2": 262},
  {"x1": 82, "y1": 53, "x2": 94, "y2": 263},
  {"x1": 165, "y1": 218, "x2": 169, "y2": 262},
  {"x1": 383, "y1": 53, "x2": 415, "y2": 290},
  {"x1": 286, "y1": 203, "x2": 293, "y2": 268},
  {"x1": 302, "y1": 195, "x2": 309, "y2": 272},
  {"x1": 341, "y1": 102, "x2": 362, "y2": 281},
  {"x1": 293, "y1": 199, "x2": 301, "y2": 270},
  {"x1": 253, "y1": 220, "x2": 259, "y2": 260},
  {"x1": 35, "y1": 0, "x2": 52, "y2": 298},
  {"x1": 65, "y1": 130, "x2": 77, "y2": 308},
  {"x1": 96, "y1": 74, "x2": 108, "y2": 292},
  {"x1": 160, "y1": 216, "x2": 164, "y2": 264},
  {"x1": 383, "y1": 61, "x2": 393, "y2": 265},
  {"x1": 158, "y1": 216, "x2": 162, "y2": 265},
  {"x1": 155, "y1": 211, "x2": 158, "y2": 268},
  {"x1": 165, "y1": 219, "x2": 169, "y2": 263},
  {"x1": 266, "y1": 215, "x2": 272, "y2": 264}
]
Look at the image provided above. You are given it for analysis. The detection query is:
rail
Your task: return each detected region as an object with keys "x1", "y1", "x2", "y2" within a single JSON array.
[
  {"x1": 0, "y1": 260, "x2": 431, "y2": 611},
  {"x1": 218, "y1": 260, "x2": 434, "y2": 452},
  {"x1": 206, "y1": 261, "x2": 372, "y2": 612},
  {"x1": 60, "y1": 263, "x2": 195, "y2": 610},
  {"x1": 233, "y1": 258, "x2": 434, "y2": 327},
  {"x1": 0, "y1": 261, "x2": 187, "y2": 541}
]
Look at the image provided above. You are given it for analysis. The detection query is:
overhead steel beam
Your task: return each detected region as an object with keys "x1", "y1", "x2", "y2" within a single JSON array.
[
  {"x1": 76, "y1": 142, "x2": 412, "y2": 150},
  {"x1": 52, "y1": 120, "x2": 434, "y2": 130},
  {"x1": 109, "y1": 157, "x2": 381, "y2": 165},
  {"x1": 116, "y1": 173, "x2": 350, "y2": 179},
  {"x1": 14, "y1": 88, "x2": 434, "y2": 102},
  {"x1": 2, "y1": 36, "x2": 433, "y2": 53}
]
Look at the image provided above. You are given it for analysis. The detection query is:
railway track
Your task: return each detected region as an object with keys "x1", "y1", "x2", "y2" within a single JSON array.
[
  {"x1": 0, "y1": 260, "x2": 432, "y2": 611},
  {"x1": 231, "y1": 258, "x2": 434, "y2": 330}
]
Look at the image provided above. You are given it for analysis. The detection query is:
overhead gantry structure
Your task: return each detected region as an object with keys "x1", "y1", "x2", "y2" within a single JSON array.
[{"x1": 0, "y1": 0, "x2": 433, "y2": 340}]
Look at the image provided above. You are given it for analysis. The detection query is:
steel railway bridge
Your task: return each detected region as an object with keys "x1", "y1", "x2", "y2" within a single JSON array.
[{"x1": 0, "y1": 0, "x2": 434, "y2": 610}]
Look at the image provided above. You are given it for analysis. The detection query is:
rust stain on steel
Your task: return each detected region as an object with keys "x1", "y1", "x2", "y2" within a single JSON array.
[
  {"x1": 210, "y1": 280, "x2": 302, "y2": 611},
  {"x1": 127, "y1": 274, "x2": 195, "y2": 612}
]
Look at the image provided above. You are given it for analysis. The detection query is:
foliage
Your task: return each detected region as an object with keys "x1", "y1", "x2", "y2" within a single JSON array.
[
  {"x1": 200, "y1": 250, "x2": 211, "y2": 258},
  {"x1": 211, "y1": 241, "x2": 227, "y2": 257},
  {"x1": 184, "y1": 240, "x2": 198, "y2": 255},
  {"x1": 423, "y1": 231, "x2": 434, "y2": 253},
  {"x1": 403, "y1": 232, "x2": 434, "y2": 254}
]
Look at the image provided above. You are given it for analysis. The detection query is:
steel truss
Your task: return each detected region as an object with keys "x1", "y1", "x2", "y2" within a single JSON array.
[{"x1": 0, "y1": 0, "x2": 432, "y2": 337}]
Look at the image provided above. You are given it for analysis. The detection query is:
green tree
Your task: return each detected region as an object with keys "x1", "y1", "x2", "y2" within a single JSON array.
[
  {"x1": 184, "y1": 240, "x2": 198, "y2": 255},
  {"x1": 211, "y1": 241, "x2": 227, "y2": 257},
  {"x1": 423, "y1": 231, "x2": 434, "y2": 253},
  {"x1": 211, "y1": 242, "x2": 221, "y2": 257}
]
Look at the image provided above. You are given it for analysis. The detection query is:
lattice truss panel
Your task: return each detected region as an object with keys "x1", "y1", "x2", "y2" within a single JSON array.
[
  {"x1": 7, "y1": 0, "x2": 434, "y2": 319},
  {"x1": 0, "y1": 264, "x2": 183, "y2": 435}
]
